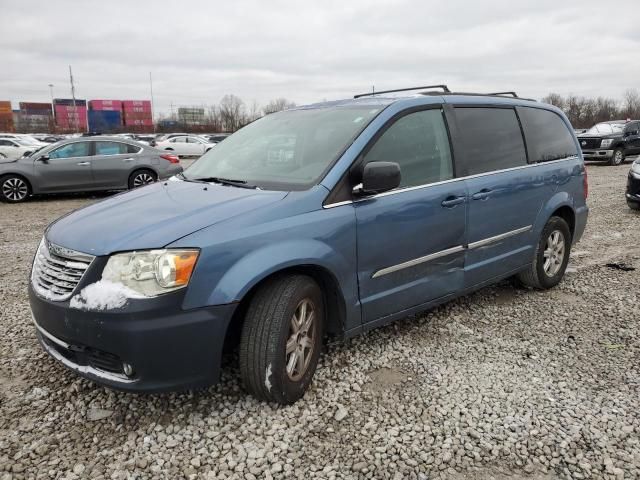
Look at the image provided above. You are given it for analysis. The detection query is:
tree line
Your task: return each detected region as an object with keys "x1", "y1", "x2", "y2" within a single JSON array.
[
  {"x1": 542, "y1": 89, "x2": 640, "y2": 129},
  {"x1": 157, "y1": 95, "x2": 296, "y2": 133}
]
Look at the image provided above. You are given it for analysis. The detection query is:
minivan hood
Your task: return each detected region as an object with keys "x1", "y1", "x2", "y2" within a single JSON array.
[{"x1": 46, "y1": 180, "x2": 288, "y2": 256}]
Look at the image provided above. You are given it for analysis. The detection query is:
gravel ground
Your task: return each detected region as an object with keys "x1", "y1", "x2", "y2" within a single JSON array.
[{"x1": 0, "y1": 163, "x2": 639, "y2": 480}]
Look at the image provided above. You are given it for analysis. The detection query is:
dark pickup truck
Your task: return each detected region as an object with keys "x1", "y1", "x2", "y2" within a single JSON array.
[{"x1": 577, "y1": 120, "x2": 640, "y2": 165}]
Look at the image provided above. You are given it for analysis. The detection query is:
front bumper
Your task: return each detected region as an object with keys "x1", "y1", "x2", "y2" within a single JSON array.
[
  {"x1": 627, "y1": 170, "x2": 640, "y2": 206},
  {"x1": 581, "y1": 149, "x2": 613, "y2": 160},
  {"x1": 29, "y1": 285, "x2": 236, "y2": 392}
]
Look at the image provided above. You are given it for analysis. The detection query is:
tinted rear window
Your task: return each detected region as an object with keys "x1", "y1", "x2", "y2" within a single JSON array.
[
  {"x1": 518, "y1": 107, "x2": 577, "y2": 162},
  {"x1": 455, "y1": 107, "x2": 527, "y2": 175}
]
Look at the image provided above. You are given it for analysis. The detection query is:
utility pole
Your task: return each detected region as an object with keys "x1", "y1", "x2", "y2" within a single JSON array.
[
  {"x1": 149, "y1": 72, "x2": 156, "y2": 132},
  {"x1": 69, "y1": 65, "x2": 78, "y2": 132}
]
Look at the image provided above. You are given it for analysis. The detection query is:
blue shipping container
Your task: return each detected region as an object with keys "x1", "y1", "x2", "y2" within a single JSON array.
[{"x1": 88, "y1": 110, "x2": 122, "y2": 132}]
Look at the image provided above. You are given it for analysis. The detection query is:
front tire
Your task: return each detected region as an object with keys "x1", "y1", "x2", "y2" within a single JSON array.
[
  {"x1": 517, "y1": 216, "x2": 571, "y2": 289},
  {"x1": 128, "y1": 169, "x2": 157, "y2": 189},
  {"x1": 239, "y1": 275, "x2": 324, "y2": 404},
  {"x1": 0, "y1": 174, "x2": 31, "y2": 203},
  {"x1": 610, "y1": 148, "x2": 625, "y2": 166},
  {"x1": 628, "y1": 201, "x2": 640, "y2": 211}
]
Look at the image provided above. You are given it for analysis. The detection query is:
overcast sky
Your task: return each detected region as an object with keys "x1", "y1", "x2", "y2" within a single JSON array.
[{"x1": 2, "y1": 0, "x2": 639, "y2": 116}]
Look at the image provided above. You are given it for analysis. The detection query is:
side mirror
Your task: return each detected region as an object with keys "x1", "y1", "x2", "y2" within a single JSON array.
[
  {"x1": 355, "y1": 161, "x2": 401, "y2": 195},
  {"x1": 39, "y1": 155, "x2": 50, "y2": 163}
]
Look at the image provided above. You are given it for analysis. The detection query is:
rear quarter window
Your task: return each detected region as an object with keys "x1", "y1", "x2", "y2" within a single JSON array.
[
  {"x1": 455, "y1": 107, "x2": 527, "y2": 175},
  {"x1": 518, "y1": 107, "x2": 578, "y2": 162}
]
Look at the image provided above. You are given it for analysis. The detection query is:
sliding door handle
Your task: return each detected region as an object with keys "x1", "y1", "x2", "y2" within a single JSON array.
[{"x1": 471, "y1": 189, "x2": 492, "y2": 200}]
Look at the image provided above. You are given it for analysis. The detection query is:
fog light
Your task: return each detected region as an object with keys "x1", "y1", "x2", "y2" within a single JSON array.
[{"x1": 123, "y1": 363, "x2": 134, "y2": 377}]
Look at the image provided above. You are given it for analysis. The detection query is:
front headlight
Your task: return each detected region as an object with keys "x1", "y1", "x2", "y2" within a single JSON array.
[
  {"x1": 600, "y1": 139, "x2": 613, "y2": 148},
  {"x1": 631, "y1": 162, "x2": 640, "y2": 176},
  {"x1": 102, "y1": 249, "x2": 199, "y2": 297}
]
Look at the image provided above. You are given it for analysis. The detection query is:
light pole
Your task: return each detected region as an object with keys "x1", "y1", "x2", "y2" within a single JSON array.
[{"x1": 48, "y1": 84, "x2": 55, "y2": 132}]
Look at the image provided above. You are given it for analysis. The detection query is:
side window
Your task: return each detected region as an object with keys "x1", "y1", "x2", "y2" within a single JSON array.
[
  {"x1": 0, "y1": 140, "x2": 12, "y2": 146},
  {"x1": 171, "y1": 137, "x2": 187, "y2": 143},
  {"x1": 127, "y1": 144, "x2": 142, "y2": 154},
  {"x1": 187, "y1": 137, "x2": 202, "y2": 144},
  {"x1": 95, "y1": 141, "x2": 128, "y2": 156},
  {"x1": 363, "y1": 109, "x2": 453, "y2": 188},
  {"x1": 48, "y1": 142, "x2": 91, "y2": 159},
  {"x1": 518, "y1": 107, "x2": 578, "y2": 162},
  {"x1": 624, "y1": 122, "x2": 639, "y2": 136},
  {"x1": 455, "y1": 107, "x2": 527, "y2": 175}
]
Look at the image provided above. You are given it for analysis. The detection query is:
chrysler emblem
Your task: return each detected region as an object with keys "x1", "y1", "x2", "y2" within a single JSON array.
[{"x1": 581, "y1": 141, "x2": 586, "y2": 146}]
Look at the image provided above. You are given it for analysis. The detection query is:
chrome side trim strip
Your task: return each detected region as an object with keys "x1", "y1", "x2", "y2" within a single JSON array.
[
  {"x1": 322, "y1": 156, "x2": 577, "y2": 209},
  {"x1": 467, "y1": 225, "x2": 532, "y2": 250},
  {"x1": 33, "y1": 319, "x2": 136, "y2": 384},
  {"x1": 372, "y1": 245, "x2": 465, "y2": 278}
]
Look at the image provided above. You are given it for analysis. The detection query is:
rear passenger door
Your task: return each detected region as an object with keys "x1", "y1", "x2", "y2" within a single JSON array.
[
  {"x1": 452, "y1": 106, "x2": 541, "y2": 287},
  {"x1": 92, "y1": 141, "x2": 140, "y2": 188},
  {"x1": 355, "y1": 107, "x2": 467, "y2": 323}
]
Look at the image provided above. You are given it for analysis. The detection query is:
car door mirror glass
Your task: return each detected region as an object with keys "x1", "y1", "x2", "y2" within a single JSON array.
[{"x1": 358, "y1": 161, "x2": 401, "y2": 195}]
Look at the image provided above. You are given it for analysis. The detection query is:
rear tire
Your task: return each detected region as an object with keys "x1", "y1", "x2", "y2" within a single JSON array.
[
  {"x1": 239, "y1": 275, "x2": 324, "y2": 404},
  {"x1": 128, "y1": 169, "x2": 157, "y2": 189},
  {"x1": 517, "y1": 216, "x2": 571, "y2": 290},
  {"x1": 610, "y1": 148, "x2": 625, "y2": 166},
  {"x1": 0, "y1": 174, "x2": 31, "y2": 203}
]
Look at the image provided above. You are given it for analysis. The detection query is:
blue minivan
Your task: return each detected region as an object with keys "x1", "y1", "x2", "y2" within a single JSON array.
[{"x1": 29, "y1": 86, "x2": 588, "y2": 404}]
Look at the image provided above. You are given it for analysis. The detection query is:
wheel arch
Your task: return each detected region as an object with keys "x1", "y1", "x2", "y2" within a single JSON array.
[
  {"x1": 534, "y1": 191, "x2": 576, "y2": 239},
  {"x1": 221, "y1": 263, "x2": 348, "y2": 355},
  {"x1": 0, "y1": 171, "x2": 33, "y2": 192}
]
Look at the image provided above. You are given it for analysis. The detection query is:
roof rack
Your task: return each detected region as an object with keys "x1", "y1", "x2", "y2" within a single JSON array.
[
  {"x1": 354, "y1": 85, "x2": 450, "y2": 99},
  {"x1": 487, "y1": 91, "x2": 519, "y2": 98}
]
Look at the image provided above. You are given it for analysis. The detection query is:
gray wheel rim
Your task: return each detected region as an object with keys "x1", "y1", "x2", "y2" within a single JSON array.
[
  {"x1": 285, "y1": 298, "x2": 315, "y2": 381},
  {"x1": 133, "y1": 173, "x2": 154, "y2": 187},
  {"x1": 2, "y1": 177, "x2": 28, "y2": 201},
  {"x1": 614, "y1": 150, "x2": 623, "y2": 165},
  {"x1": 543, "y1": 230, "x2": 565, "y2": 277}
]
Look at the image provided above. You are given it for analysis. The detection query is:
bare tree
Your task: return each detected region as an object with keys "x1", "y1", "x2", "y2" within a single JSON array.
[
  {"x1": 219, "y1": 94, "x2": 246, "y2": 132},
  {"x1": 542, "y1": 93, "x2": 565, "y2": 109},
  {"x1": 622, "y1": 89, "x2": 640, "y2": 119},
  {"x1": 263, "y1": 98, "x2": 296, "y2": 115},
  {"x1": 247, "y1": 100, "x2": 262, "y2": 123}
]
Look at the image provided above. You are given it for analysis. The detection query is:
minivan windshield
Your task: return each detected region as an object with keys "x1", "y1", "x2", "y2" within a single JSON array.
[
  {"x1": 586, "y1": 123, "x2": 624, "y2": 135},
  {"x1": 182, "y1": 106, "x2": 383, "y2": 190}
]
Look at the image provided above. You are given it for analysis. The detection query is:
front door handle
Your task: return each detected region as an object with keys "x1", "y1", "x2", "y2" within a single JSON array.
[
  {"x1": 77, "y1": 161, "x2": 90, "y2": 166},
  {"x1": 471, "y1": 189, "x2": 492, "y2": 200},
  {"x1": 441, "y1": 195, "x2": 466, "y2": 208},
  {"x1": 123, "y1": 158, "x2": 135, "y2": 162}
]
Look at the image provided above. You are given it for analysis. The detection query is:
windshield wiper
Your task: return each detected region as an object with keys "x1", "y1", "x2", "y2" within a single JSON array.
[{"x1": 188, "y1": 176, "x2": 258, "y2": 189}]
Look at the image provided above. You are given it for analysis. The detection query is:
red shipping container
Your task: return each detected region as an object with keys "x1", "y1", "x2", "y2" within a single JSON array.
[
  {"x1": 89, "y1": 100, "x2": 122, "y2": 111},
  {"x1": 122, "y1": 100, "x2": 151, "y2": 112},
  {"x1": 19, "y1": 102, "x2": 51, "y2": 111}
]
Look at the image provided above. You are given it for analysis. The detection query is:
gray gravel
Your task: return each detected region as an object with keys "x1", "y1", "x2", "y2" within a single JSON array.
[{"x1": 1, "y1": 163, "x2": 639, "y2": 479}]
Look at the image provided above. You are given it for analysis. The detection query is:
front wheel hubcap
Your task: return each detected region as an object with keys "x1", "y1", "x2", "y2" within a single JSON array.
[
  {"x1": 614, "y1": 151, "x2": 623, "y2": 164},
  {"x1": 285, "y1": 299, "x2": 315, "y2": 381},
  {"x1": 543, "y1": 230, "x2": 565, "y2": 277},
  {"x1": 133, "y1": 173, "x2": 154, "y2": 187},
  {"x1": 2, "y1": 178, "x2": 28, "y2": 201}
]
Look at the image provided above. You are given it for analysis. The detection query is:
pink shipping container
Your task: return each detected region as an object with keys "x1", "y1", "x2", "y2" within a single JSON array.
[
  {"x1": 122, "y1": 100, "x2": 152, "y2": 112},
  {"x1": 89, "y1": 100, "x2": 123, "y2": 111}
]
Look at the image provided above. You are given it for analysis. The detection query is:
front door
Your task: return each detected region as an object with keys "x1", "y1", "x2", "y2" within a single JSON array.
[
  {"x1": 35, "y1": 141, "x2": 94, "y2": 192},
  {"x1": 624, "y1": 122, "x2": 640, "y2": 156},
  {"x1": 355, "y1": 108, "x2": 467, "y2": 323}
]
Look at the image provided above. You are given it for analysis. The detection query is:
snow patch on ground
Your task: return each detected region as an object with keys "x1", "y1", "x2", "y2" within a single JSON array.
[
  {"x1": 70, "y1": 280, "x2": 142, "y2": 311},
  {"x1": 264, "y1": 364, "x2": 273, "y2": 392}
]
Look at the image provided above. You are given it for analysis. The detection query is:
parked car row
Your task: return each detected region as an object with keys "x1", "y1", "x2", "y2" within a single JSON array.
[{"x1": 0, "y1": 136, "x2": 182, "y2": 202}]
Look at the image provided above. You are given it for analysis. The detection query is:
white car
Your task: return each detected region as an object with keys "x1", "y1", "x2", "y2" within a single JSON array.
[
  {"x1": 0, "y1": 134, "x2": 47, "y2": 148},
  {"x1": 0, "y1": 138, "x2": 40, "y2": 160},
  {"x1": 155, "y1": 135, "x2": 215, "y2": 157}
]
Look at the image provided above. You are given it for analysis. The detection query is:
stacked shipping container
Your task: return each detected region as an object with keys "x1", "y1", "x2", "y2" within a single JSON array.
[
  {"x1": 54, "y1": 99, "x2": 88, "y2": 132},
  {"x1": 18, "y1": 102, "x2": 53, "y2": 132},
  {"x1": 0, "y1": 101, "x2": 14, "y2": 132},
  {"x1": 178, "y1": 107, "x2": 205, "y2": 127},
  {"x1": 122, "y1": 100, "x2": 153, "y2": 131},
  {"x1": 88, "y1": 100, "x2": 123, "y2": 132}
]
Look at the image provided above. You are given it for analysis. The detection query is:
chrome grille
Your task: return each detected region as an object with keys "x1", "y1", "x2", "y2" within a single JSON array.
[{"x1": 31, "y1": 239, "x2": 94, "y2": 301}]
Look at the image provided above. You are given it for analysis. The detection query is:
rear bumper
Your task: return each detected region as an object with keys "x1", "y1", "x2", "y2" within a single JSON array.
[
  {"x1": 582, "y1": 149, "x2": 613, "y2": 160},
  {"x1": 29, "y1": 286, "x2": 236, "y2": 392}
]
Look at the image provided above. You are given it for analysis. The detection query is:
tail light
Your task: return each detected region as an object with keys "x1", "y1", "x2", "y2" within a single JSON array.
[
  {"x1": 160, "y1": 154, "x2": 179, "y2": 164},
  {"x1": 583, "y1": 167, "x2": 589, "y2": 199}
]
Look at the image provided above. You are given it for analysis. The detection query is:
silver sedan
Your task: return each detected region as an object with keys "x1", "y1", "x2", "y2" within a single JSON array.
[{"x1": 0, "y1": 136, "x2": 183, "y2": 203}]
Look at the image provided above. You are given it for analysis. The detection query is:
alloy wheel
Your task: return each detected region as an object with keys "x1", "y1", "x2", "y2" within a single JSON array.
[
  {"x1": 133, "y1": 172, "x2": 155, "y2": 187},
  {"x1": 543, "y1": 230, "x2": 565, "y2": 277},
  {"x1": 285, "y1": 298, "x2": 316, "y2": 381},
  {"x1": 613, "y1": 150, "x2": 624, "y2": 165},
  {"x1": 2, "y1": 177, "x2": 28, "y2": 202}
]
